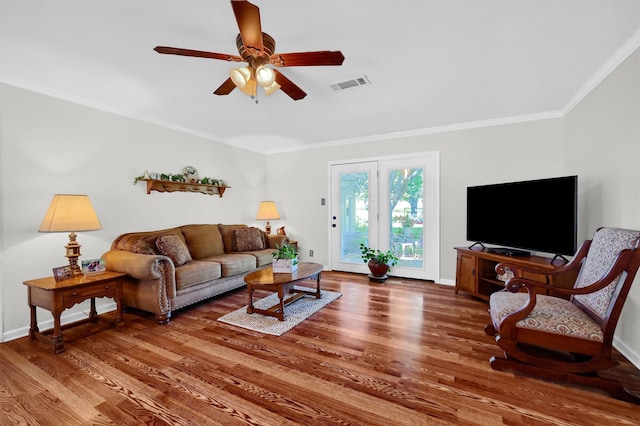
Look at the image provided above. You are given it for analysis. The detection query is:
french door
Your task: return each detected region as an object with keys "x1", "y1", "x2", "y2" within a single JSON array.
[{"x1": 330, "y1": 153, "x2": 439, "y2": 280}]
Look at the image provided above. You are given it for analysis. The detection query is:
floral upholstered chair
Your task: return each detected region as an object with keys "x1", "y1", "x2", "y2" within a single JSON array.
[{"x1": 485, "y1": 227, "x2": 640, "y2": 402}]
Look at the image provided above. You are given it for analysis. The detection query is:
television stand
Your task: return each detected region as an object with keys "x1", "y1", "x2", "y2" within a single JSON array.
[
  {"x1": 486, "y1": 247, "x2": 530, "y2": 257},
  {"x1": 454, "y1": 247, "x2": 578, "y2": 301}
]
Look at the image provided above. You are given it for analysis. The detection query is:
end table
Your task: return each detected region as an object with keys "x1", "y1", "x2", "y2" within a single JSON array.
[{"x1": 23, "y1": 271, "x2": 125, "y2": 353}]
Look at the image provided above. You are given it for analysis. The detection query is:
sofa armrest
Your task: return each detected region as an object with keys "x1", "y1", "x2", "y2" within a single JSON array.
[
  {"x1": 267, "y1": 234, "x2": 290, "y2": 249},
  {"x1": 103, "y1": 250, "x2": 173, "y2": 278}
]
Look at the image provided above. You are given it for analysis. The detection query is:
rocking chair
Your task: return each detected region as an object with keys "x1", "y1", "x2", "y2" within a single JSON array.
[{"x1": 485, "y1": 227, "x2": 640, "y2": 402}]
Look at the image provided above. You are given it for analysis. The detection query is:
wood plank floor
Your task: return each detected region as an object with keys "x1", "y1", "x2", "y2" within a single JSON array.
[{"x1": 1, "y1": 271, "x2": 639, "y2": 425}]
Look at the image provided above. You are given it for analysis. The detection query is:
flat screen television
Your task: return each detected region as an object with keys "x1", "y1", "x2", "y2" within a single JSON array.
[{"x1": 466, "y1": 175, "x2": 578, "y2": 257}]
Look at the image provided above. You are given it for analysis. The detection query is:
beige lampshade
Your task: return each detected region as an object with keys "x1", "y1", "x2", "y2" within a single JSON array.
[
  {"x1": 38, "y1": 194, "x2": 102, "y2": 233},
  {"x1": 256, "y1": 201, "x2": 280, "y2": 221}
]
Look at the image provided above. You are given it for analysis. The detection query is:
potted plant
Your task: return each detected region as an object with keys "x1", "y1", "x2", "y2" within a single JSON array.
[
  {"x1": 359, "y1": 243, "x2": 399, "y2": 281},
  {"x1": 272, "y1": 243, "x2": 299, "y2": 273}
]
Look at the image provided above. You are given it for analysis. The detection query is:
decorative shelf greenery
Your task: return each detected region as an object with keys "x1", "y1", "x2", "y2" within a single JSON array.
[{"x1": 134, "y1": 168, "x2": 229, "y2": 197}]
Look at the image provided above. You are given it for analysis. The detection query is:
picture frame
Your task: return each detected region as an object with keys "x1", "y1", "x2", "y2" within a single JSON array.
[
  {"x1": 52, "y1": 265, "x2": 73, "y2": 282},
  {"x1": 81, "y1": 258, "x2": 106, "y2": 275}
]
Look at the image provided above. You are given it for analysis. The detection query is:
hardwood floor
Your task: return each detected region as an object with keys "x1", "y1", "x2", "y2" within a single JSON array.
[{"x1": 1, "y1": 271, "x2": 639, "y2": 425}]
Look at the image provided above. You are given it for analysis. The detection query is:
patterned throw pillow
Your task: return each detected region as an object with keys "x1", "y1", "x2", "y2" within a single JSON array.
[
  {"x1": 156, "y1": 235, "x2": 192, "y2": 266},
  {"x1": 129, "y1": 237, "x2": 159, "y2": 255},
  {"x1": 232, "y1": 227, "x2": 266, "y2": 252}
]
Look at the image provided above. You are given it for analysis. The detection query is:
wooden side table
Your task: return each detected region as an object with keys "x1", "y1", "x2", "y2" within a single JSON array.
[{"x1": 23, "y1": 271, "x2": 125, "y2": 353}]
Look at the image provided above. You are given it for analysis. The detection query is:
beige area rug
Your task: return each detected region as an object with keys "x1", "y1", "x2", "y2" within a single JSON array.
[{"x1": 217, "y1": 287, "x2": 342, "y2": 336}]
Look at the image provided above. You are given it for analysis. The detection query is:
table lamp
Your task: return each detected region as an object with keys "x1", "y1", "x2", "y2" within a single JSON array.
[
  {"x1": 256, "y1": 201, "x2": 280, "y2": 234},
  {"x1": 38, "y1": 194, "x2": 102, "y2": 276}
]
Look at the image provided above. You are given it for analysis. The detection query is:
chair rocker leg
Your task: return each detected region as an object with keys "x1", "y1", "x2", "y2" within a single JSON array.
[
  {"x1": 495, "y1": 337, "x2": 618, "y2": 373},
  {"x1": 490, "y1": 355, "x2": 640, "y2": 404},
  {"x1": 484, "y1": 323, "x2": 497, "y2": 336}
]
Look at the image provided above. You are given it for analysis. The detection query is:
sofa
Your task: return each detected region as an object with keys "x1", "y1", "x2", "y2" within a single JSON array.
[{"x1": 102, "y1": 224, "x2": 289, "y2": 323}]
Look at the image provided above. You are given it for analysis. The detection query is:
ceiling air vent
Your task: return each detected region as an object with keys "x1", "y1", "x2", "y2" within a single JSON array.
[{"x1": 330, "y1": 75, "x2": 371, "y2": 92}]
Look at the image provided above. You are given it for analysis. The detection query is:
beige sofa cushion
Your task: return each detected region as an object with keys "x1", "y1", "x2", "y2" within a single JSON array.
[
  {"x1": 201, "y1": 253, "x2": 256, "y2": 276},
  {"x1": 244, "y1": 249, "x2": 277, "y2": 267},
  {"x1": 219, "y1": 224, "x2": 248, "y2": 252},
  {"x1": 156, "y1": 235, "x2": 192, "y2": 266},
  {"x1": 175, "y1": 261, "x2": 222, "y2": 290},
  {"x1": 181, "y1": 224, "x2": 224, "y2": 259}
]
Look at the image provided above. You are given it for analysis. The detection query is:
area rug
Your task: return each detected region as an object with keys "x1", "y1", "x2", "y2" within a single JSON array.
[{"x1": 217, "y1": 287, "x2": 341, "y2": 336}]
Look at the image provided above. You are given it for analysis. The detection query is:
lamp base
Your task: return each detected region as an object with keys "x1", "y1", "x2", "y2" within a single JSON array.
[
  {"x1": 65, "y1": 232, "x2": 83, "y2": 275},
  {"x1": 265, "y1": 221, "x2": 272, "y2": 235}
]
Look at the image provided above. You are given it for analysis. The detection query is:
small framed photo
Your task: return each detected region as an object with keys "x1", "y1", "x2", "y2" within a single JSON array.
[
  {"x1": 82, "y1": 258, "x2": 106, "y2": 275},
  {"x1": 53, "y1": 265, "x2": 73, "y2": 282}
]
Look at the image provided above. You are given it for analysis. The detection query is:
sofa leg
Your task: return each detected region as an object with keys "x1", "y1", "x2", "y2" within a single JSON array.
[{"x1": 155, "y1": 312, "x2": 171, "y2": 324}]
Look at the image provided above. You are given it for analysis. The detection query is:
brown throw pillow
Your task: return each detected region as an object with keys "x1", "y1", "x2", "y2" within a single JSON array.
[
  {"x1": 129, "y1": 237, "x2": 158, "y2": 255},
  {"x1": 156, "y1": 235, "x2": 192, "y2": 266},
  {"x1": 232, "y1": 227, "x2": 266, "y2": 252}
]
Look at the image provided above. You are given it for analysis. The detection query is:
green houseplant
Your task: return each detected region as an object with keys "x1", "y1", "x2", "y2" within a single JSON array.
[
  {"x1": 272, "y1": 243, "x2": 299, "y2": 273},
  {"x1": 359, "y1": 243, "x2": 399, "y2": 279}
]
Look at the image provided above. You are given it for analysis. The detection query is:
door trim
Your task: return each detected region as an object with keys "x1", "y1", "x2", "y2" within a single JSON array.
[{"x1": 328, "y1": 152, "x2": 440, "y2": 281}]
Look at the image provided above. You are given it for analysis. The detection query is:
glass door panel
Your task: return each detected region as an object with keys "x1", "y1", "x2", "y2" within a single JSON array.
[
  {"x1": 330, "y1": 162, "x2": 377, "y2": 274},
  {"x1": 388, "y1": 167, "x2": 424, "y2": 269},
  {"x1": 378, "y1": 154, "x2": 438, "y2": 280}
]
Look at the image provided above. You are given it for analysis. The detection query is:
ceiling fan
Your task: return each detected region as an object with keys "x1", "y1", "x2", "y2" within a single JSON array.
[{"x1": 154, "y1": 0, "x2": 345, "y2": 101}]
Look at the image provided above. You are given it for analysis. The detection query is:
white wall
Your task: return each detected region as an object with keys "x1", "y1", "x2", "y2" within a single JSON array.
[
  {"x1": 564, "y1": 49, "x2": 640, "y2": 361},
  {"x1": 0, "y1": 83, "x2": 267, "y2": 338},
  {"x1": 267, "y1": 118, "x2": 566, "y2": 280}
]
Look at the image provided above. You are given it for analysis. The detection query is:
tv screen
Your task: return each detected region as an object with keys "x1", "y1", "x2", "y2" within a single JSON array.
[{"x1": 466, "y1": 175, "x2": 578, "y2": 256}]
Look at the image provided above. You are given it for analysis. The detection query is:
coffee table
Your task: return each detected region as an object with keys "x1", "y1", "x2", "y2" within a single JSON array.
[{"x1": 244, "y1": 262, "x2": 323, "y2": 321}]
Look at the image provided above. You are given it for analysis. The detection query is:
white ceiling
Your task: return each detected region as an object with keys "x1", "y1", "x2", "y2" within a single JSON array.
[{"x1": 2, "y1": 1, "x2": 640, "y2": 154}]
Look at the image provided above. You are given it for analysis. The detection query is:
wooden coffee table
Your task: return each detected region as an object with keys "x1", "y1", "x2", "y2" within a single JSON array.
[{"x1": 244, "y1": 262, "x2": 323, "y2": 321}]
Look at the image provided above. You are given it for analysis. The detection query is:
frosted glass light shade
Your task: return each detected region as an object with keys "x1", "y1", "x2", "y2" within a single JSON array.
[
  {"x1": 256, "y1": 66, "x2": 276, "y2": 87},
  {"x1": 239, "y1": 79, "x2": 257, "y2": 96},
  {"x1": 264, "y1": 81, "x2": 281, "y2": 96},
  {"x1": 230, "y1": 66, "x2": 251, "y2": 89}
]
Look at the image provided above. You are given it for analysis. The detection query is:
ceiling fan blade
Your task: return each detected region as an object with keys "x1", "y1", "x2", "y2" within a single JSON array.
[
  {"x1": 231, "y1": 0, "x2": 263, "y2": 53},
  {"x1": 270, "y1": 51, "x2": 345, "y2": 67},
  {"x1": 214, "y1": 78, "x2": 236, "y2": 95},
  {"x1": 154, "y1": 46, "x2": 243, "y2": 62},
  {"x1": 274, "y1": 70, "x2": 306, "y2": 100}
]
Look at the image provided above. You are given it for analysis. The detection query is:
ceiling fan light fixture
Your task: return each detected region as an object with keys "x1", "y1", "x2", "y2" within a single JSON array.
[
  {"x1": 230, "y1": 66, "x2": 252, "y2": 89},
  {"x1": 239, "y1": 79, "x2": 257, "y2": 96},
  {"x1": 263, "y1": 81, "x2": 281, "y2": 96},
  {"x1": 256, "y1": 66, "x2": 275, "y2": 87}
]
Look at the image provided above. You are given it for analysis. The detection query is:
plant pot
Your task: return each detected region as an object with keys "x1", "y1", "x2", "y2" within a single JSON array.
[
  {"x1": 273, "y1": 257, "x2": 299, "y2": 273},
  {"x1": 367, "y1": 260, "x2": 390, "y2": 277}
]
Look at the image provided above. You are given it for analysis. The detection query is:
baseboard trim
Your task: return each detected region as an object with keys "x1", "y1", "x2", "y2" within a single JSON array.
[
  {"x1": 2, "y1": 302, "x2": 117, "y2": 342},
  {"x1": 614, "y1": 336, "x2": 640, "y2": 371}
]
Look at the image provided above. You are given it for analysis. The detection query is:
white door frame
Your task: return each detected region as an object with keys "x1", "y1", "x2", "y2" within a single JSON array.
[{"x1": 328, "y1": 152, "x2": 440, "y2": 281}]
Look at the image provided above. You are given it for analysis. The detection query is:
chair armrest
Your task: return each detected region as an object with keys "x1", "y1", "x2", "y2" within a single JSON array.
[{"x1": 504, "y1": 246, "x2": 637, "y2": 297}]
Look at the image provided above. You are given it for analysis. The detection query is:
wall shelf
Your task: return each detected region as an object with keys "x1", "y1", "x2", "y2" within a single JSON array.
[{"x1": 141, "y1": 179, "x2": 229, "y2": 197}]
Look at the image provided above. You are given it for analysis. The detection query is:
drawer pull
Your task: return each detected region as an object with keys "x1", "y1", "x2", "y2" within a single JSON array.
[
  {"x1": 72, "y1": 292, "x2": 78, "y2": 296},
  {"x1": 104, "y1": 285, "x2": 110, "y2": 289}
]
